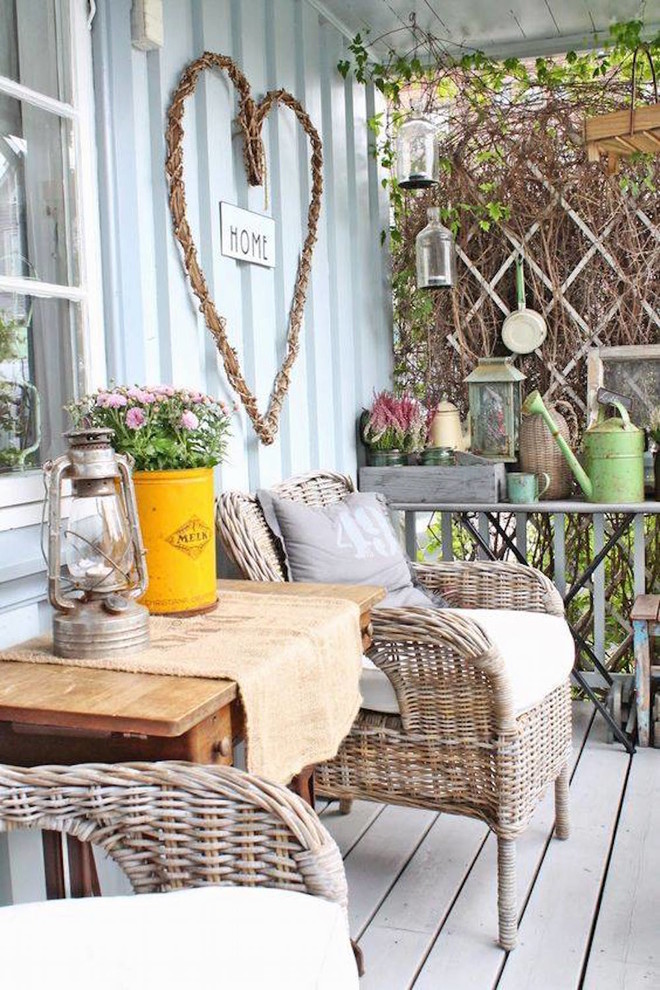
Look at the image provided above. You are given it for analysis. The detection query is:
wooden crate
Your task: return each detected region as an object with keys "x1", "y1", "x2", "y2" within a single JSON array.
[
  {"x1": 584, "y1": 104, "x2": 660, "y2": 173},
  {"x1": 359, "y1": 463, "x2": 506, "y2": 505}
]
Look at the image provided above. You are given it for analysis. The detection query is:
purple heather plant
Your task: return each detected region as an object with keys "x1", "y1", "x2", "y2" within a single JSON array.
[
  {"x1": 67, "y1": 385, "x2": 235, "y2": 471},
  {"x1": 363, "y1": 390, "x2": 427, "y2": 453}
]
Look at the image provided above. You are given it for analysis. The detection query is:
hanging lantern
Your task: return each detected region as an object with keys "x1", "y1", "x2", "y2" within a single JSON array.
[
  {"x1": 44, "y1": 428, "x2": 149, "y2": 658},
  {"x1": 416, "y1": 207, "x2": 457, "y2": 289},
  {"x1": 396, "y1": 117, "x2": 439, "y2": 189},
  {"x1": 465, "y1": 357, "x2": 526, "y2": 462}
]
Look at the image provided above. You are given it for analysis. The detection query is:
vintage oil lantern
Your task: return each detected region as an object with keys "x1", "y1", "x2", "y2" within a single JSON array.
[
  {"x1": 44, "y1": 428, "x2": 149, "y2": 658},
  {"x1": 465, "y1": 357, "x2": 526, "y2": 462}
]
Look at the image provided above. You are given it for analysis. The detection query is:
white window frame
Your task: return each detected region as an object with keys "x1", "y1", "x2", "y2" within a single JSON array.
[{"x1": 0, "y1": 0, "x2": 105, "y2": 529}]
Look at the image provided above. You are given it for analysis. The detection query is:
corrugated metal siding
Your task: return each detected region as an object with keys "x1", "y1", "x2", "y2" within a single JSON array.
[{"x1": 93, "y1": 0, "x2": 393, "y2": 495}]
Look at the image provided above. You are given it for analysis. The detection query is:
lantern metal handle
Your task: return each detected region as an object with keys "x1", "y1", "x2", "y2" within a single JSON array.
[
  {"x1": 45, "y1": 455, "x2": 76, "y2": 613},
  {"x1": 116, "y1": 455, "x2": 149, "y2": 599}
]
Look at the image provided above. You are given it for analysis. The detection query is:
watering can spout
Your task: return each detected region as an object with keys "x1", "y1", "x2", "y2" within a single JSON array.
[{"x1": 521, "y1": 391, "x2": 593, "y2": 499}]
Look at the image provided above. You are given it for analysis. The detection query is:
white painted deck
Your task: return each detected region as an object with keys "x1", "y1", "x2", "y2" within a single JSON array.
[{"x1": 319, "y1": 703, "x2": 660, "y2": 990}]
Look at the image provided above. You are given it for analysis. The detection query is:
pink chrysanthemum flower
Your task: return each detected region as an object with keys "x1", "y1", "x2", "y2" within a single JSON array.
[
  {"x1": 125, "y1": 407, "x2": 146, "y2": 429},
  {"x1": 180, "y1": 410, "x2": 199, "y2": 430}
]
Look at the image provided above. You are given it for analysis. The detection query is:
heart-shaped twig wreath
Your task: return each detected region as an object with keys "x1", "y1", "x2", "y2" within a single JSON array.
[{"x1": 165, "y1": 52, "x2": 323, "y2": 445}]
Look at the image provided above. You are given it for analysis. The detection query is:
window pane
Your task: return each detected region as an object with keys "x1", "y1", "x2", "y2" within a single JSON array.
[
  {"x1": 0, "y1": 294, "x2": 83, "y2": 471},
  {"x1": 0, "y1": 0, "x2": 71, "y2": 103},
  {"x1": 0, "y1": 93, "x2": 79, "y2": 286}
]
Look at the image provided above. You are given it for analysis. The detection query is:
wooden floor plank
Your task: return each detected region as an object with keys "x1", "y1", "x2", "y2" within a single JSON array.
[
  {"x1": 342, "y1": 805, "x2": 437, "y2": 937},
  {"x1": 495, "y1": 714, "x2": 630, "y2": 990},
  {"x1": 413, "y1": 703, "x2": 594, "y2": 990},
  {"x1": 359, "y1": 814, "x2": 488, "y2": 990},
  {"x1": 320, "y1": 799, "x2": 385, "y2": 857},
  {"x1": 582, "y1": 747, "x2": 660, "y2": 990}
]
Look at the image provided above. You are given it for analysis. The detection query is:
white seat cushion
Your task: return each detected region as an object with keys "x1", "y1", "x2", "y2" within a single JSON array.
[
  {"x1": 360, "y1": 608, "x2": 574, "y2": 718},
  {"x1": 0, "y1": 885, "x2": 358, "y2": 990}
]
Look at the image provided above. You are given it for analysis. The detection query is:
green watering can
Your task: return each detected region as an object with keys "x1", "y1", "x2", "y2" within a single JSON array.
[{"x1": 521, "y1": 389, "x2": 645, "y2": 504}]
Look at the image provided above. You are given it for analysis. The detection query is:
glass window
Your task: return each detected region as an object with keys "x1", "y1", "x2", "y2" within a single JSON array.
[
  {"x1": 0, "y1": 94, "x2": 79, "y2": 287},
  {"x1": 0, "y1": 0, "x2": 96, "y2": 479},
  {"x1": 0, "y1": 0, "x2": 72, "y2": 103},
  {"x1": 0, "y1": 295, "x2": 83, "y2": 469}
]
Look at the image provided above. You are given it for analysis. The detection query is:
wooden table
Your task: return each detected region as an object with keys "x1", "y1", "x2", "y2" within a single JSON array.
[{"x1": 0, "y1": 579, "x2": 383, "y2": 898}]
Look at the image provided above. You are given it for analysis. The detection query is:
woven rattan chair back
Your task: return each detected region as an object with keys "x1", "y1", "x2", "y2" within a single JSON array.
[
  {"x1": 0, "y1": 762, "x2": 348, "y2": 908},
  {"x1": 217, "y1": 470, "x2": 355, "y2": 581}
]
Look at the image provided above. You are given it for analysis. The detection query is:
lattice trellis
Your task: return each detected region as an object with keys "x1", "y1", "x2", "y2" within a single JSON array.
[
  {"x1": 450, "y1": 177, "x2": 659, "y2": 415},
  {"x1": 392, "y1": 91, "x2": 660, "y2": 422}
]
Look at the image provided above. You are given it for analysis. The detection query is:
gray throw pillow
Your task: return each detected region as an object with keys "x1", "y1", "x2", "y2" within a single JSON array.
[{"x1": 256, "y1": 489, "x2": 446, "y2": 609}]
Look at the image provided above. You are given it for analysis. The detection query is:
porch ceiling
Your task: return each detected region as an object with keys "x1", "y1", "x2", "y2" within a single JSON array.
[{"x1": 314, "y1": 0, "x2": 660, "y2": 59}]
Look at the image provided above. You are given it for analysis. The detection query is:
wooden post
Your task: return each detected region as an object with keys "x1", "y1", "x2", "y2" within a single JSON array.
[{"x1": 631, "y1": 595, "x2": 660, "y2": 747}]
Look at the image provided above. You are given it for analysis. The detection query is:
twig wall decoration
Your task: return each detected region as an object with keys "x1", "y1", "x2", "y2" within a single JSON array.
[{"x1": 165, "y1": 52, "x2": 323, "y2": 445}]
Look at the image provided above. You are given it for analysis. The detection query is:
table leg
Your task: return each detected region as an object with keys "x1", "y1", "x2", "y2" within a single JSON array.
[
  {"x1": 42, "y1": 832, "x2": 101, "y2": 898},
  {"x1": 42, "y1": 831, "x2": 66, "y2": 900},
  {"x1": 290, "y1": 765, "x2": 315, "y2": 808},
  {"x1": 67, "y1": 836, "x2": 101, "y2": 897}
]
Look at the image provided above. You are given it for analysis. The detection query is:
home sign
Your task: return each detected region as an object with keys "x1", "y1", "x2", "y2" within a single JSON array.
[{"x1": 220, "y1": 202, "x2": 275, "y2": 268}]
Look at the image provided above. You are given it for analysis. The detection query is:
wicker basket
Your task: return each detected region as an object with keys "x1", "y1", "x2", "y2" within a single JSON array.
[{"x1": 520, "y1": 399, "x2": 576, "y2": 500}]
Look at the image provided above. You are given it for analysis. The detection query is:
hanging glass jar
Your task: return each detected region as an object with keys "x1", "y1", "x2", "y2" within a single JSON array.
[
  {"x1": 396, "y1": 117, "x2": 438, "y2": 189},
  {"x1": 416, "y1": 208, "x2": 457, "y2": 289}
]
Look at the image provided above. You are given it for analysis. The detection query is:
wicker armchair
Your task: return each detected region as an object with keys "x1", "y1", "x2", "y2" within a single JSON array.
[
  {"x1": 0, "y1": 761, "x2": 347, "y2": 905},
  {"x1": 216, "y1": 470, "x2": 572, "y2": 951}
]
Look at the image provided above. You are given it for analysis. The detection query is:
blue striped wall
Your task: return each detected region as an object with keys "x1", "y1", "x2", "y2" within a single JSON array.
[
  {"x1": 93, "y1": 0, "x2": 393, "y2": 495},
  {"x1": 0, "y1": 0, "x2": 392, "y2": 645}
]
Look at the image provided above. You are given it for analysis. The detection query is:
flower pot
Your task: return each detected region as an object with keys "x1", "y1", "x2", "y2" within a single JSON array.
[
  {"x1": 367, "y1": 449, "x2": 406, "y2": 466},
  {"x1": 132, "y1": 467, "x2": 217, "y2": 616}
]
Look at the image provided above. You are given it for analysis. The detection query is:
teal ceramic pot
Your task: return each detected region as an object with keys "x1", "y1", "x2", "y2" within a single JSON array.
[{"x1": 507, "y1": 471, "x2": 551, "y2": 504}]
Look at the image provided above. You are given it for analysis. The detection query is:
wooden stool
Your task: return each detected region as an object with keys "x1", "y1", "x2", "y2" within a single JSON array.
[{"x1": 631, "y1": 594, "x2": 660, "y2": 747}]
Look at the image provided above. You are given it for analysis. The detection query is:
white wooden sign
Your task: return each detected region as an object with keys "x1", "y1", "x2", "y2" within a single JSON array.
[{"x1": 220, "y1": 202, "x2": 275, "y2": 268}]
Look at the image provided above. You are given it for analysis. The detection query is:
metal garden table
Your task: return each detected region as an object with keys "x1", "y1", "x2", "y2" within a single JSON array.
[{"x1": 389, "y1": 496, "x2": 660, "y2": 754}]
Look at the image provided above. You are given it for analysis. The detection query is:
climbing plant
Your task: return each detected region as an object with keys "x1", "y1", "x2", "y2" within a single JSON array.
[
  {"x1": 338, "y1": 19, "x2": 660, "y2": 412},
  {"x1": 340, "y1": 19, "x2": 660, "y2": 674}
]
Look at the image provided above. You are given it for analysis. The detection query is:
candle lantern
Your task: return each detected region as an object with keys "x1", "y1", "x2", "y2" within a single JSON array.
[
  {"x1": 44, "y1": 428, "x2": 149, "y2": 658},
  {"x1": 396, "y1": 117, "x2": 439, "y2": 189},
  {"x1": 465, "y1": 357, "x2": 526, "y2": 462},
  {"x1": 416, "y1": 207, "x2": 457, "y2": 288}
]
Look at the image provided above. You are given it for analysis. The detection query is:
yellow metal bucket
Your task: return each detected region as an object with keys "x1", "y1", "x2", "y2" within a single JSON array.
[{"x1": 133, "y1": 468, "x2": 217, "y2": 616}]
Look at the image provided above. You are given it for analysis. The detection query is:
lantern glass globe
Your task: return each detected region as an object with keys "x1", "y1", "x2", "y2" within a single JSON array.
[
  {"x1": 396, "y1": 117, "x2": 439, "y2": 189},
  {"x1": 66, "y1": 490, "x2": 135, "y2": 594}
]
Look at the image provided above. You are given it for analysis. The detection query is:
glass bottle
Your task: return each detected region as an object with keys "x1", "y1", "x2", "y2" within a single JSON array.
[{"x1": 416, "y1": 208, "x2": 457, "y2": 289}]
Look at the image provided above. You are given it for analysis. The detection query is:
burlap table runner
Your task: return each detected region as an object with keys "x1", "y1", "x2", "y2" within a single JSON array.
[{"x1": 2, "y1": 591, "x2": 363, "y2": 784}]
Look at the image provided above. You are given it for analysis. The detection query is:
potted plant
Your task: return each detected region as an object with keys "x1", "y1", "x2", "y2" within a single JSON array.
[
  {"x1": 362, "y1": 390, "x2": 426, "y2": 465},
  {"x1": 69, "y1": 385, "x2": 233, "y2": 616}
]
